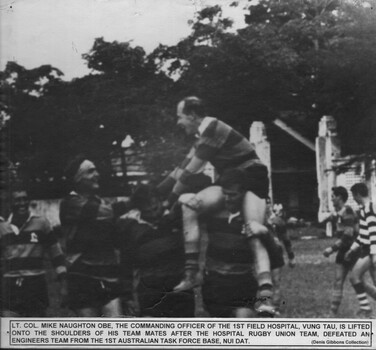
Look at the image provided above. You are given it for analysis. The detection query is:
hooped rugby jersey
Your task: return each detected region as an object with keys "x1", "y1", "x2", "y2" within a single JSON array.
[{"x1": 0, "y1": 215, "x2": 66, "y2": 278}]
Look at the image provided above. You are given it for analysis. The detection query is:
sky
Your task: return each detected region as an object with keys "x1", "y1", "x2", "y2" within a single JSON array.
[{"x1": 0, "y1": 0, "x2": 248, "y2": 81}]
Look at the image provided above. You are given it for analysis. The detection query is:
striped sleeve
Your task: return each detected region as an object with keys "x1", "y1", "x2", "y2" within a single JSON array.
[
  {"x1": 168, "y1": 120, "x2": 228, "y2": 203},
  {"x1": 195, "y1": 119, "x2": 230, "y2": 160},
  {"x1": 167, "y1": 146, "x2": 207, "y2": 204},
  {"x1": 337, "y1": 207, "x2": 357, "y2": 250},
  {"x1": 157, "y1": 167, "x2": 184, "y2": 196},
  {"x1": 367, "y1": 205, "x2": 376, "y2": 254},
  {"x1": 356, "y1": 208, "x2": 368, "y2": 246},
  {"x1": 342, "y1": 207, "x2": 357, "y2": 235},
  {"x1": 355, "y1": 236, "x2": 361, "y2": 246}
]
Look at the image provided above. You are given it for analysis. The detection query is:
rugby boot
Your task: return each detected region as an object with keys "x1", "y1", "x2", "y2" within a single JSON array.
[{"x1": 173, "y1": 268, "x2": 199, "y2": 292}]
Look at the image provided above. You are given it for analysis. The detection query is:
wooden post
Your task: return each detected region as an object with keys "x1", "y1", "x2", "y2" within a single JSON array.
[
  {"x1": 316, "y1": 116, "x2": 341, "y2": 237},
  {"x1": 250, "y1": 122, "x2": 273, "y2": 202},
  {"x1": 369, "y1": 159, "x2": 376, "y2": 203}
]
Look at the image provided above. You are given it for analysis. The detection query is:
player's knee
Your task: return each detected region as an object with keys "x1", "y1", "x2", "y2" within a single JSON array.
[
  {"x1": 234, "y1": 307, "x2": 254, "y2": 318},
  {"x1": 180, "y1": 194, "x2": 204, "y2": 212},
  {"x1": 179, "y1": 193, "x2": 196, "y2": 204},
  {"x1": 349, "y1": 272, "x2": 359, "y2": 285}
]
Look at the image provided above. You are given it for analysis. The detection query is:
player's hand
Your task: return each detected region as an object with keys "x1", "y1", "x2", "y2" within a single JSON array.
[
  {"x1": 242, "y1": 221, "x2": 268, "y2": 237},
  {"x1": 344, "y1": 250, "x2": 354, "y2": 262},
  {"x1": 371, "y1": 254, "x2": 376, "y2": 269},
  {"x1": 318, "y1": 211, "x2": 332, "y2": 223},
  {"x1": 323, "y1": 247, "x2": 332, "y2": 257}
]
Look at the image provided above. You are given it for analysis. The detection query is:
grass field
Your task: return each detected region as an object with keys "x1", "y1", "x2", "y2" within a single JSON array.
[{"x1": 45, "y1": 226, "x2": 373, "y2": 319}]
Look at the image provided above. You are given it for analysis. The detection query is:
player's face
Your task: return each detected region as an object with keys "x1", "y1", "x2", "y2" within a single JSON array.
[
  {"x1": 77, "y1": 163, "x2": 100, "y2": 192},
  {"x1": 331, "y1": 193, "x2": 341, "y2": 208},
  {"x1": 352, "y1": 192, "x2": 362, "y2": 205},
  {"x1": 12, "y1": 191, "x2": 30, "y2": 216},
  {"x1": 176, "y1": 101, "x2": 198, "y2": 136},
  {"x1": 223, "y1": 184, "x2": 244, "y2": 213}
]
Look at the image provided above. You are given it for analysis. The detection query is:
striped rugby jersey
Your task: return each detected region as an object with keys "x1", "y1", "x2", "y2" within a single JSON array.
[
  {"x1": 159, "y1": 117, "x2": 262, "y2": 204},
  {"x1": 356, "y1": 202, "x2": 376, "y2": 254},
  {"x1": 0, "y1": 215, "x2": 66, "y2": 278},
  {"x1": 204, "y1": 210, "x2": 254, "y2": 276},
  {"x1": 330, "y1": 205, "x2": 358, "y2": 251},
  {"x1": 59, "y1": 192, "x2": 120, "y2": 282}
]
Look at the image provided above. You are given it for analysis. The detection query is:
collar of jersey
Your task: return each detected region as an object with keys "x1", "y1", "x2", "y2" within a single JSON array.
[
  {"x1": 228, "y1": 211, "x2": 241, "y2": 224},
  {"x1": 197, "y1": 116, "x2": 215, "y2": 137}
]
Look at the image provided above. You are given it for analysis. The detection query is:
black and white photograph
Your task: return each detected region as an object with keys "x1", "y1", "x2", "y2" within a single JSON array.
[{"x1": 1, "y1": 0, "x2": 376, "y2": 348}]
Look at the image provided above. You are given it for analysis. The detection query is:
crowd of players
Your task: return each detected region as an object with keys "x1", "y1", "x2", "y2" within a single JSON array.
[{"x1": 1, "y1": 97, "x2": 375, "y2": 319}]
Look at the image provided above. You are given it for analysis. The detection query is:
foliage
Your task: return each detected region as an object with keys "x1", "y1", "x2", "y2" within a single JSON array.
[
  {"x1": 1, "y1": 40, "x2": 187, "y2": 197},
  {"x1": 1, "y1": 0, "x2": 376, "y2": 197},
  {"x1": 155, "y1": 0, "x2": 376, "y2": 153}
]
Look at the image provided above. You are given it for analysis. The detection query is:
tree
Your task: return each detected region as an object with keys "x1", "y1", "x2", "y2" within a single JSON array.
[
  {"x1": 1, "y1": 39, "x2": 189, "y2": 197},
  {"x1": 152, "y1": 0, "x2": 376, "y2": 154},
  {"x1": 3, "y1": 0, "x2": 376, "y2": 199},
  {"x1": 244, "y1": 0, "x2": 376, "y2": 153}
]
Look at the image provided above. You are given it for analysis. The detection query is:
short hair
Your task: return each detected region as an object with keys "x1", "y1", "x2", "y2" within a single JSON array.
[
  {"x1": 218, "y1": 168, "x2": 247, "y2": 191},
  {"x1": 351, "y1": 183, "x2": 368, "y2": 197},
  {"x1": 131, "y1": 184, "x2": 158, "y2": 210},
  {"x1": 332, "y1": 186, "x2": 348, "y2": 202},
  {"x1": 181, "y1": 96, "x2": 206, "y2": 118},
  {"x1": 10, "y1": 181, "x2": 28, "y2": 196},
  {"x1": 64, "y1": 154, "x2": 87, "y2": 182}
]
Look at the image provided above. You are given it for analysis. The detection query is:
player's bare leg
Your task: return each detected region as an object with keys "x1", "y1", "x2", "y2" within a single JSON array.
[
  {"x1": 272, "y1": 267, "x2": 282, "y2": 316},
  {"x1": 173, "y1": 187, "x2": 223, "y2": 292},
  {"x1": 102, "y1": 297, "x2": 123, "y2": 317},
  {"x1": 330, "y1": 264, "x2": 347, "y2": 316},
  {"x1": 242, "y1": 191, "x2": 275, "y2": 317},
  {"x1": 350, "y1": 256, "x2": 373, "y2": 318}
]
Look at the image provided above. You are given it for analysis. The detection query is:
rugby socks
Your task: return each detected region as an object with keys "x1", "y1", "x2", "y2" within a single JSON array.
[
  {"x1": 173, "y1": 241, "x2": 200, "y2": 292},
  {"x1": 272, "y1": 268, "x2": 282, "y2": 315},
  {"x1": 172, "y1": 203, "x2": 201, "y2": 292},
  {"x1": 259, "y1": 282, "x2": 273, "y2": 300},
  {"x1": 330, "y1": 290, "x2": 342, "y2": 314},
  {"x1": 256, "y1": 271, "x2": 275, "y2": 317},
  {"x1": 182, "y1": 203, "x2": 200, "y2": 274},
  {"x1": 353, "y1": 283, "x2": 372, "y2": 312},
  {"x1": 258, "y1": 271, "x2": 273, "y2": 291},
  {"x1": 363, "y1": 280, "x2": 376, "y2": 300},
  {"x1": 256, "y1": 279, "x2": 275, "y2": 317},
  {"x1": 185, "y1": 241, "x2": 200, "y2": 274}
]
